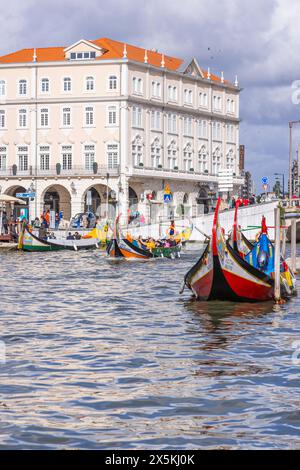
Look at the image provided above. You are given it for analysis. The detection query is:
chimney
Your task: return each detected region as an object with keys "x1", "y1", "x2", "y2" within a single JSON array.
[
  {"x1": 161, "y1": 53, "x2": 165, "y2": 68},
  {"x1": 123, "y1": 44, "x2": 127, "y2": 58},
  {"x1": 33, "y1": 48, "x2": 37, "y2": 62},
  {"x1": 221, "y1": 71, "x2": 224, "y2": 83},
  {"x1": 144, "y1": 49, "x2": 148, "y2": 64},
  {"x1": 207, "y1": 67, "x2": 211, "y2": 80},
  {"x1": 234, "y1": 75, "x2": 239, "y2": 87}
]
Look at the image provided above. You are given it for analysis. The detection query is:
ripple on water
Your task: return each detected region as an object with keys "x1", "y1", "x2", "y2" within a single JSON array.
[{"x1": 0, "y1": 249, "x2": 300, "y2": 449}]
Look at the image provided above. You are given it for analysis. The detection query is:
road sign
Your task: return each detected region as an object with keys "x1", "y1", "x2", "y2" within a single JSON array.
[
  {"x1": 261, "y1": 176, "x2": 268, "y2": 185},
  {"x1": 164, "y1": 193, "x2": 172, "y2": 203},
  {"x1": 218, "y1": 169, "x2": 233, "y2": 191},
  {"x1": 16, "y1": 192, "x2": 36, "y2": 199}
]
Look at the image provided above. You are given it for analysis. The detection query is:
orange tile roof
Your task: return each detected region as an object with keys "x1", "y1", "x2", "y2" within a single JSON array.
[
  {"x1": 0, "y1": 37, "x2": 183, "y2": 71},
  {"x1": 0, "y1": 37, "x2": 229, "y2": 84}
]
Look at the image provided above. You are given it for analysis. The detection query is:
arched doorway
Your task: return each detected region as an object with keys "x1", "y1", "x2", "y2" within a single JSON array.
[
  {"x1": 5, "y1": 185, "x2": 28, "y2": 220},
  {"x1": 84, "y1": 187, "x2": 101, "y2": 215},
  {"x1": 196, "y1": 187, "x2": 209, "y2": 214},
  {"x1": 128, "y1": 187, "x2": 139, "y2": 224},
  {"x1": 42, "y1": 185, "x2": 71, "y2": 220}
]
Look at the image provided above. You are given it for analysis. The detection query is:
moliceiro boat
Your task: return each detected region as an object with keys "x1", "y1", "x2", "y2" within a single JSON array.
[
  {"x1": 18, "y1": 225, "x2": 99, "y2": 252},
  {"x1": 107, "y1": 216, "x2": 182, "y2": 259},
  {"x1": 183, "y1": 198, "x2": 296, "y2": 302}
]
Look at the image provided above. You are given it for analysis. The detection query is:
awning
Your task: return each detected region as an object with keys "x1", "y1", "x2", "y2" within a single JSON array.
[{"x1": 0, "y1": 194, "x2": 27, "y2": 204}]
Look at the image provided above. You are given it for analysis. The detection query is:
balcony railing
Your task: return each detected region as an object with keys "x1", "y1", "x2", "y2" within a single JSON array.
[{"x1": 0, "y1": 164, "x2": 120, "y2": 177}]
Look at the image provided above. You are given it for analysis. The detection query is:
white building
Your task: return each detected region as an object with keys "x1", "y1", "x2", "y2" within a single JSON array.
[{"x1": 0, "y1": 36, "x2": 243, "y2": 224}]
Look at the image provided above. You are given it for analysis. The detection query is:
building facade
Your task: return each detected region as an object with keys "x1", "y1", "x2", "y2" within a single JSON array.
[{"x1": 0, "y1": 37, "x2": 243, "y2": 224}]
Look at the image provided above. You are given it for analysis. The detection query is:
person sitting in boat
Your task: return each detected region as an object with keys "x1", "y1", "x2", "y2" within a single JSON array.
[
  {"x1": 48, "y1": 232, "x2": 56, "y2": 239},
  {"x1": 164, "y1": 239, "x2": 171, "y2": 248},
  {"x1": 38, "y1": 226, "x2": 47, "y2": 240},
  {"x1": 74, "y1": 232, "x2": 81, "y2": 240},
  {"x1": 169, "y1": 236, "x2": 177, "y2": 247},
  {"x1": 146, "y1": 238, "x2": 156, "y2": 251},
  {"x1": 67, "y1": 232, "x2": 75, "y2": 240}
]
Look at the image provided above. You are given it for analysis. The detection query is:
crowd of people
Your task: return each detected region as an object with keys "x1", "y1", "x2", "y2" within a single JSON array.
[
  {"x1": 124, "y1": 221, "x2": 180, "y2": 251},
  {"x1": 231, "y1": 195, "x2": 256, "y2": 208}
]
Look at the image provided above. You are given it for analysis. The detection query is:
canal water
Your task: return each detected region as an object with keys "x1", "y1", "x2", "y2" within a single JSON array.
[{"x1": 0, "y1": 246, "x2": 300, "y2": 449}]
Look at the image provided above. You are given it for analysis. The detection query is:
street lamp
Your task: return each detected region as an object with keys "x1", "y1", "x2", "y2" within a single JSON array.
[
  {"x1": 288, "y1": 120, "x2": 300, "y2": 205},
  {"x1": 274, "y1": 173, "x2": 285, "y2": 198}
]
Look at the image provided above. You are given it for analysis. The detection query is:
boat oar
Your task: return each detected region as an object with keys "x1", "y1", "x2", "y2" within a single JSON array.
[
  {"x1": 179, "y1": 280, "x2": 186, "y2": 294},
  {"x1": 194, "y1": 226, "x2": 210, "y2": 240}
]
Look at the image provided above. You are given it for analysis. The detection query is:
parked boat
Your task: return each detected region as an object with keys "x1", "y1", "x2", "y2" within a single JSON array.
[
  {"x1": 18, "y1": 225, "x2": 99, "y2": 252},
  {"x1": 107, "y1": 216, "x2": 182, "y2": 259},
  {"x1": 184, "y1": 198, "x2": 295, "y2": 301}
]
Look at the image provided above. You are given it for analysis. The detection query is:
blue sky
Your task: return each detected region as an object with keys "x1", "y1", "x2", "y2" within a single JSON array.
[{"x1": 1, "y1": 0, "x2": 300, "y2": 192}]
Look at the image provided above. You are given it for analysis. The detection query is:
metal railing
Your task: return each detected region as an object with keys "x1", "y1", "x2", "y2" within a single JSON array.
[{"x1": 0, "y1": 164, "x2": 120, "y2": 177}]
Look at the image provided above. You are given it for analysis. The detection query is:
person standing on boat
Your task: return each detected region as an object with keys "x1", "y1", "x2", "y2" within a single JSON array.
[{"x1": 169, "y1": 220, "x2": 175, "y2": 236}]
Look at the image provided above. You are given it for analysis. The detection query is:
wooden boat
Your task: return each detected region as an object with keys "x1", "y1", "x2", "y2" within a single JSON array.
[
  {"x1": 107, "y1": 216, "x2": 181, "y2": 259},
  {"x1": 184, "y1": 198, "x2": 295, "y2": 301},
  {"x1": 18, "y1": 225, "x2": 99, "y2": 252}
]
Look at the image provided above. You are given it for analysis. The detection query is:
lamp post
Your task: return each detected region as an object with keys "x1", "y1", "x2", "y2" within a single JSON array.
[
  {"x1": 274, "y1": 173, "x2": 285, "y2": 198},
  {"x1": 288, "y1": 120, "x2": 300, "y2": 206}
]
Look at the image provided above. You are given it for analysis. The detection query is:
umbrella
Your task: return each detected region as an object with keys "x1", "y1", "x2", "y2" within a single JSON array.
[{"x1": 0, "y1": 194, "x2": 26, "y2": 204}]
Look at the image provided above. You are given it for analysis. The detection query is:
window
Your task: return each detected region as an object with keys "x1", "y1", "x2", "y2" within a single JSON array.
[
  {"x1": 70, "y1": 51, "x2": 96, "y2": 60},
  {"x1": 212, "y1": 121, "x2": 222, "y2": 140},
  {"x1": 63, "y1": 77, "x2": 71, "y2": 92},
  {"x1": 41, "y1": 78, "x2": 49, "y2": 93},
  {"x1": 40, "y1": 146, "x2": 50, "y2": 170},
  {"x1": 226, "y1": 124, "x2": 234, "y2": 142},
  {"x1": 167, "y1": 140, "x2": 177, "y2": 170},
  {"x1": 227, "y1": 98, "x2": 235, "y2": 113},
  {"x1": 0, "y1": 80, "x2": 6, "y2": 96},
  {"x1": 107, "y1": 106, "x2": 117, "y2": 126},
  {"x1": 0, "y1": 110, "x2": 5, "y2": 128},
  {"x1": 40, "y1": 108, "x2": 49, "y2": 127},
  {"x1": 199, "y1": 92, "x2": 208, "y2": 107},
  {"x1": 62, "y1": 107, "x2": 71, "y2": 127},
  {"x1": 107, "y1": 143, "x2": 119, "y2": 168},
  {"x1": 0, "y1": 146, "x2": 7, "y2": 170},
  {"x1": 167, "y1": 113, "x2": 177, "y2": 134},
  {"x1": 132, "y1": 106, "x2": 142, "y2": 127},
  {"x1": 183, "y1": 143, "x2": 193, "y2": 171},
  {"x1": 184, "y1": 89, "x2": 193, "y2": 105},
  {"x1": 151, "y1": 110, "x2": 161, "y2": 130},
  {"x1": 212, "y1": 147, "x2": 221, "y2": 175},
  {"x1": 151, "y1": 138, "x2": 161, "y2": 168},
  {"x1": 213, "y1": 95, "x2": 222, "y2": 111},
  {"x1": 198, "y1": 120, "x2": 207, "y2": 138},
  {"x1": 151, "y1": 81, "x2": 161, "y2": 98},
  {"x1": 18, "y1": 109, "x2": 27, "y2": 128},
  {"x1": 17, "y1": 146, "x2": 28, "y2": 171},
  {"x1": 108, "y1": 75, "x2": 117, "y2": 90},
  {"x1": 226, "y1": 149, "x2": 234, "y2": 170},
  {"x1": 19, "y1": 79, "x2": 27, "y2": 95},
  {"x1": 85, "y1": 106, "x2": 94, "y2": 126},
  {"x1": 86, "y1": 76, "x2": 94, "y2": 91},
  {"x1": 168, "y1": 85, "x2": 177, "y2": 101},
  {"x1": 132, "y1": 136, "x2": 143, "y2": 166},
  {"x1": 133, "y1": 77, "x2": 143, "y2": 94},
  {"x1": 84, "y1": 144, "x2": 95, "y2": 170},
  {"x1": 198, "y1": 146, "x2": 208, "y2": 173},
  {"x1": 62, "y1": 145, "x2": 72, "y2": 170},
  {"x1": 184, "y1": 116, "x2": 193, "y2": 136}
]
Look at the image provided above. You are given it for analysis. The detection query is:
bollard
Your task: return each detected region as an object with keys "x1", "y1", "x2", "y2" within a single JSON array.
[
  {"x1": 291, "y1": 219, "x2": 297, "y2": 274},
  {"x1": 274, "y1": 208, "x2": 281, "y2": 302},
  {"x1": 282, "y1": 227, "x2": 286, "y2": 258}
]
